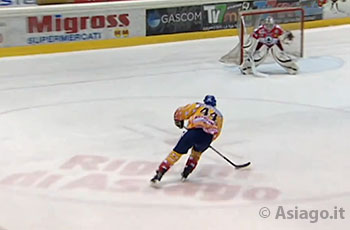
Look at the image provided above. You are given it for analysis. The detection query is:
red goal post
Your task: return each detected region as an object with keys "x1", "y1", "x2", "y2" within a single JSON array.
[{"x1": 220, "y1": 7, "x2": 305, "y2": 65}]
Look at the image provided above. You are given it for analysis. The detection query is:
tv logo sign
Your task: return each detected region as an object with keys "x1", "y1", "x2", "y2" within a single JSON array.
[
  {"x1": 203, "y1": 2, "x2": 250, "y2": 24},
  {"x1": 0, "y1": 0, "x2": 36, "y2": 7}
]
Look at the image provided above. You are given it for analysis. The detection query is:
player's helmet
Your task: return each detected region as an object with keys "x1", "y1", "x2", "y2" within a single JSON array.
[
  {"x1": 264, "y1": 16, "x2": 275, "y2": 31},
  {"x1": 203, "y1": 95, "x2": 216, "y2": 107}
]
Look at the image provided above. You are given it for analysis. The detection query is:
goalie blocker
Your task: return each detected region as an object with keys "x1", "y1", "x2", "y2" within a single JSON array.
[{"x1": 240, "y1": 16, "x2": 298, "y2": 75}]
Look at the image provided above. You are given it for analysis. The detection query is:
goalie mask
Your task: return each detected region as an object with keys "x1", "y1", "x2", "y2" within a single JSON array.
[{"x1": 264, "y1": 16, "x2": 275, "y2": 31}]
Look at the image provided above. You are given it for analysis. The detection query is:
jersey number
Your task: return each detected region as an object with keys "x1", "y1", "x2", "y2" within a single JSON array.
[{"x1": 200, "y1": 108, "x2": 217, "y2": 121}]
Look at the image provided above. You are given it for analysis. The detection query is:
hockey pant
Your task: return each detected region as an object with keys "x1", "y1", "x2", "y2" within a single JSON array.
[{"x1": 240, "y1": 47, "x2": 298, "y2": 75}]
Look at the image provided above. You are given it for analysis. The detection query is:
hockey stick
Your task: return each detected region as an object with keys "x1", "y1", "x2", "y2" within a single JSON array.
[
  {"x1": 182, "y1": 127, "x2": 251, "y2": 169},
  {"x1": 209, "y1": 146, "x2": 251, "y2": 169}
]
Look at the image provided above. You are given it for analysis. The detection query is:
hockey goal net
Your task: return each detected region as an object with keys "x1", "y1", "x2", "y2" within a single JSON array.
[{"x1": 220, "y1": 7, "x2": 304, "y2": 65}]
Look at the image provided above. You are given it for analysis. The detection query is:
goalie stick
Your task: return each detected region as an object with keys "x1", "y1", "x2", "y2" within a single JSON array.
[
  {"x1": 209, "y1": 146, "x2": 251, "y2": 169},
  {"x1": 250, "y1": 56, "x2": 269, "y2": 78}
]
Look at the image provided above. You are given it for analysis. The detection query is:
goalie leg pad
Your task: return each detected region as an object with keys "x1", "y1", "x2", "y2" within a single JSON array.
[
  {"x1": 252, "y1": 47, "x2": 269, "y2": 67},
  {"x1": 239, "y1": 46, "x2": 268, "y2": 75},
  {"x1": 271, "y1": 48, "x2": 299, "y2": 75},
  {"x1": 219, "y1": 35, "x2": 256, "y2": 65},
  {"x1": 239, "y1": 58, "x2": 253, "y2": 75}
]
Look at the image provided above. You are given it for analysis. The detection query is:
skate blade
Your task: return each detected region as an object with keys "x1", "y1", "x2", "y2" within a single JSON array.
[{"x1": 149, "y1": 180, "x2": 161, "y2": 189}]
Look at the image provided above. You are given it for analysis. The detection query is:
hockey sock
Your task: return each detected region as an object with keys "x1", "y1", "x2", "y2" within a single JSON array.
[
  {"x1": 158, "y1": 150, "x2": 182, "y2": 174},
  {"x1": 183, "y1": 149, "x2": 202, "y2": 176}
]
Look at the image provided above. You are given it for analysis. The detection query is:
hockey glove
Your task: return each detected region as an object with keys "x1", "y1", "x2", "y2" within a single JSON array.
[
  {"x1": 174, "y1": 120, "x2": 184, "y2": 129},
  {"x1": 286, "y1": 31, "x2": 294, "y2": 41}
]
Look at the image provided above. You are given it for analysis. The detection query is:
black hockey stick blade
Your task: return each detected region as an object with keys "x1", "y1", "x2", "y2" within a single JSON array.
[
  {"x1": 209, "y1": 146, "x2": 251, "y2": 169},
  {"x1": 233, "y1": 161, "x2": 251, "y2": 169}
]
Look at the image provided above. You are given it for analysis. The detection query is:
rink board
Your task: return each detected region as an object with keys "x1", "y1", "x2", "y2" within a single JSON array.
[{"x1": 0, "y1": 0, "x2": 349, "y2": 57}]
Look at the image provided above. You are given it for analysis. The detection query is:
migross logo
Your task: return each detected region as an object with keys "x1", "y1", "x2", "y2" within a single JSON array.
[{"x1": 27, "y1": 14, "x2": 130, "y2": 34}]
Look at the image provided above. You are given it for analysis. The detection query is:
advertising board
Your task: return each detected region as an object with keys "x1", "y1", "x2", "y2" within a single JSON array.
[
  {"x1": 0, "y1": 9, "x2": 145, "y2": 47},
  {"x1": 252, "y1": 0, "x2": 323, "y2": 21},
  {"x1": 146, "y1": 5, "x2": 202, "y2": 36},
  {"x1": 0, "y1": 0, "x2": 36, "y2": 7},
  {"x1": 0, "y1": 22, "x2": 5, "y2": 47},
  {"x1": 202, "y1": 1, "x2": 253, "y2": 30},
  {"x1": 299, "y1": 0, "x2": 323, "y2": 21},
  {"x1": 37, "y1": 0, "x2": 128, "y2": 4}
]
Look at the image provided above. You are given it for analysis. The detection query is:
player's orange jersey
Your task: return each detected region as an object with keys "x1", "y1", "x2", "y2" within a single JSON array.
[{"x1": 174, "y1": 103, "x2": 223, "y2": 140}]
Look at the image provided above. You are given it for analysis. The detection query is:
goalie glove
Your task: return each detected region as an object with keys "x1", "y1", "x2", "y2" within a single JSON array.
[
  {"x1": 282, "y1": 31, "x2": 294, "y2": 45},
  {"x1": 174, "y1": 120, "x2": 184, "y2": 129},
  {"x1": 286, "y1": 31, "x2": 294, "y2": 41}
]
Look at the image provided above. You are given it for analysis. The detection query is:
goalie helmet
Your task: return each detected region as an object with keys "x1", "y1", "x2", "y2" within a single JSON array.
[
  {"x1": 264, "y1": 16, "x2": 275, "y2": 31},
  {"x1": 203, "y1": 95, "x2": 216, "y2": 107}
]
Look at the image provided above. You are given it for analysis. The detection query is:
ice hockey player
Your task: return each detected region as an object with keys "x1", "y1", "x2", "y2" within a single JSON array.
[
  {"x1": 240, "y1": 16, "x2": 299, "y2": 75},
  {"x1": 318, "y1": 0, "x2": 346, "y2": 12},
  {"x1": 150, "y1": 95, "x2": 223, "y2": 184}
]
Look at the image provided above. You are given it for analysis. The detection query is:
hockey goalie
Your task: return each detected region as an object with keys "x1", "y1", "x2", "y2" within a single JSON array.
[
  {"x1": 236, "y1": 16, "x2": 299, "y2": 75},
  {"x1": 220, "y1": 15, "x2": 302, "y2": 76}
]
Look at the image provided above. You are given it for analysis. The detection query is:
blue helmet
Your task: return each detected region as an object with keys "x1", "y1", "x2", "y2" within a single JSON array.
[{"x1": 203, "y1": 95, "x2": 216, "y2": 107}]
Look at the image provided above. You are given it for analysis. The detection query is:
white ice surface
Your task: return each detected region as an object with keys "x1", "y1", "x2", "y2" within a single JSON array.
[{"x1": 0, "y1": 25, "x2": 350, "y2": 230}]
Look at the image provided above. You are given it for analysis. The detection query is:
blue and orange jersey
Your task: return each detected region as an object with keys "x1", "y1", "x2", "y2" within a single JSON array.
[{"x1": 174, "y1": 102, "x2": 223, "y2": 140}]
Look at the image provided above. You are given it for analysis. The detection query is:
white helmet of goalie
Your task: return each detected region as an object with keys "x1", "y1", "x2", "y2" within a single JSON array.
[{"x1": 264, "y1": 16, "x2": 275, "y2": 31}]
